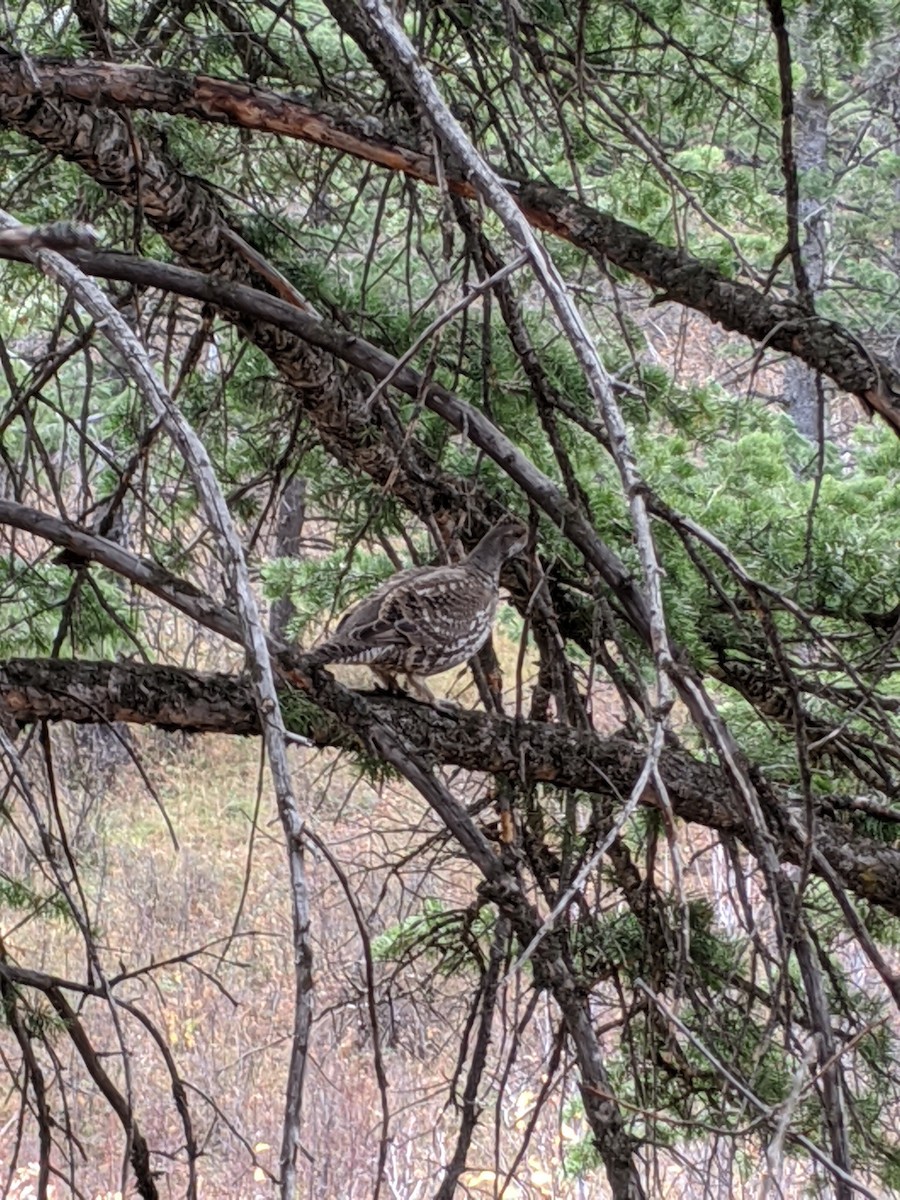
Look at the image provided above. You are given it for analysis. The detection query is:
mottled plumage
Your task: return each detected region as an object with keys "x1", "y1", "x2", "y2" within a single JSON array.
[{"x1": 309, "y1": 518, "x2": 527, "y2": 694}]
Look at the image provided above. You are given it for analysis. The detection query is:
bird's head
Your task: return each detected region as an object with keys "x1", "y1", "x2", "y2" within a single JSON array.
[{"x1": 467, "y1": 516, "x2": 528, "y2": 572}]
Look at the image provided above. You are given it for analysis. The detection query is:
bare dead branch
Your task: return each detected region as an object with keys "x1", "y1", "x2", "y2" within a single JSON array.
[{"x1": 0, "y1": 211, "x2": 313, "y2": 1200}]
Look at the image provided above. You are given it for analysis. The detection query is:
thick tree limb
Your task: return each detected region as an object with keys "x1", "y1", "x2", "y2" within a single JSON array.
[
  {"x1": 3, "y1": 655, "x2": 900, "y2": 922},
  {"x1": 0, "y1": 51, "x2": 896, "y2": 428},
  {"x1": 0, "y1": 23, "x2": 894, "y2": 1198},
  {"x1": 0, "y1": 249, "x2": 655, "y2": 641},
  {"x1": 0, "y1": 45, "x2": 461, "y2": 531},
  {"x1": 345, "y1": 12, "x2": 798, "y2": 1103},
  {"x1": 0, "y1": 238, "x2": 875, "y2": 789}
]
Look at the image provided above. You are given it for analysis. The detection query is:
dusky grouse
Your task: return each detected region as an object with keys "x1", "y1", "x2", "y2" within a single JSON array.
[{"x1": 308, "y1": 517, "x2": 527, "y2": 698}]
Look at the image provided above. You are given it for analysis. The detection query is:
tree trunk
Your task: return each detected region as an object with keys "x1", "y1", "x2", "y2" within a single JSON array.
[
  {"x1": 784, "y1": 8, "x2": 830, "y2": 442},
  {"x1": 269, "y1": 476, "x2": 306, "y2": 641}
]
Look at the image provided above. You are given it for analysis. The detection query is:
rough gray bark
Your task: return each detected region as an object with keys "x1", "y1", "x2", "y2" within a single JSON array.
[{"x1": 5, "y1": 656, "x2": 900, "y2": 956}]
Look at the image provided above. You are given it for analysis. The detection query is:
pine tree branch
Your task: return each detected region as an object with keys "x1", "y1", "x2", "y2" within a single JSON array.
[
  {"x1": 0, "y1": 50, "x2": 896, "y2": 427},
  {"x1": 3, "y1": 655, "x2": 900, "y2": 922}
]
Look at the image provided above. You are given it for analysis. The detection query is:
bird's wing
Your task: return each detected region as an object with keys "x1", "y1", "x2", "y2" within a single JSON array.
[{"x1": 333, "y1": 565, "x2": 448, "y2": 649}]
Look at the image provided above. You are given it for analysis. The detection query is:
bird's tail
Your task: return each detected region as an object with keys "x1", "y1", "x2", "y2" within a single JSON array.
[{"x1": 302, "y1": 639, "x2": 342, "y2": 667}]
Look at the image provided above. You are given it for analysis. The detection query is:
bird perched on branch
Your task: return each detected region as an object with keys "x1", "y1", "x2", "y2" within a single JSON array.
[{"x1": 307, "y1": 517, "x2": 528, "y2": 700}]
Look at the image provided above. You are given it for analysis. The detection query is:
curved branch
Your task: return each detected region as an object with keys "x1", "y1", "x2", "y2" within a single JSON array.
[{"x1": 0, "y1": 51, "x2": 896, "y2": 427}]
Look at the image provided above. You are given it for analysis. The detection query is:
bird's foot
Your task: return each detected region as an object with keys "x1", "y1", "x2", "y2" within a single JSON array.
[{"x1": 372, "y1": 669, "x2": 408, "y2": 697}]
